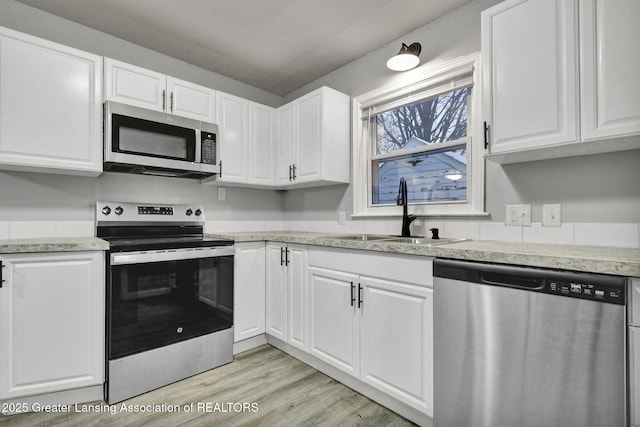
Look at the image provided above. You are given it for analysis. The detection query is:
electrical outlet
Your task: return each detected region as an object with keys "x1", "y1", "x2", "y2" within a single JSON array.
[
  {"x1": 506, "y1": 204, "x2": 531, "y2": 226},
  {"x1": 543, "y1": 204, "x2": 561, "y2": 227},
  {"x1": 338, "y1": 211, "x2": 346, "y2": 225},
  {"x1": 217, "y1": 187, "x2": 226, "y2": 201}
]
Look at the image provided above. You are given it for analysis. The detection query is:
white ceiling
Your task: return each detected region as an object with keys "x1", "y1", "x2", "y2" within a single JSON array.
[{"x1": 15, "y1": 0, "x2": 471, "y2": 96}]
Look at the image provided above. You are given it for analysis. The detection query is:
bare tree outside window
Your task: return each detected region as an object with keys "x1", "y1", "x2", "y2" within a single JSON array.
[{"x1": 371, "y1": 88, "x2": 469, "y2": 205}]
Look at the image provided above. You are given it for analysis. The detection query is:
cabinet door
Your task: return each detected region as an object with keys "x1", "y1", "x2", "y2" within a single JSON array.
[
  {"x1": 233, "y1": 242, "x2": 266, "y2": 342},
  {"x1": 0, "y1": 30, "x2": 102, "y2": 176},
  {"x1": 0, "y1": 252, "x2": 104, "y2": 399},
  {"x1": 295, "y1": 90, "x2": 323, "y2": 183},
  {"x1": 359, "y1": 276, "x2": 433, "y2": 415},
  {"x1": 580, "y1": 0, "x2": 640, "y2": 141},
  {"x1": 217, "y1": 92, "x2": 249, "y2": 183},
  {"x1": 287, "y1": 245, "x2": 308, "y2": 351},
  {"x1": 482, "y1": 0, "x2": 578, "y2": 153},
  {"x1": 104, "y1": 57, "x2": 166, "y2": 111},
  {"x1": 631, "y1": 326, "x2": 640, "y2": 427},
  {"x1": 265, "y1": 243, "x2": 287, "y2": 341},
  {"x1": 275, "y1": 102, "x2": 295, "y2": 186},
  {"x1": 167, "y1": 76, "x2": 216, "y2": 122},
  {"x1": 248, "y1": 103, "x2": 275, "y2": 186},
  {"x1": 308, "y1": 266, "x2": 359, "y2": 376}
]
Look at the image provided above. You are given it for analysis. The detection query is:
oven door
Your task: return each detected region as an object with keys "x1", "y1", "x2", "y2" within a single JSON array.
[{"x1": 107, "y1": 246, "x2": 234, "y2": 360}]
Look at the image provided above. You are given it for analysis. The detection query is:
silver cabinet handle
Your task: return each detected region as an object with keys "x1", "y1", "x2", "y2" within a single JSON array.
[
  {"x1": 162, "y1": 89, "x2": 166, "y2": 110},
  {"x1": 170, "y1": 92, "x2": 174, "y2": 112},
  {"x1": 350, "y1": 282, "x2": 355, "y2": 307},
  {"x1": 292, "y1": 164, "x2": 297, "y2": 180}
]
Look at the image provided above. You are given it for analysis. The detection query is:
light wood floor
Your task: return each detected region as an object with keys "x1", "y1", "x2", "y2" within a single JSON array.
[{"x1": 0, "y1": 344, "x2": 416, "y2": 426}]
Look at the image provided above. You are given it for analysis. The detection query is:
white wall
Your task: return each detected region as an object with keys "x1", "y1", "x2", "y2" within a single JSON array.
[
  {"x1": 282, "y1": 0, "x2": 640, "y2": 225},
  {"x1": 0, "y1": 0, "x2": 638, "y2": 236},
  {"x1": 0, "y1": 0, "x2": 285, "y2": 224}
]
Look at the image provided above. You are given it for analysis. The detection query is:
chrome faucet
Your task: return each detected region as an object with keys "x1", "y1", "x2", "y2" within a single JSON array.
[{"x1": 397, "y1": 177, "x2": 417, "y2": 237}]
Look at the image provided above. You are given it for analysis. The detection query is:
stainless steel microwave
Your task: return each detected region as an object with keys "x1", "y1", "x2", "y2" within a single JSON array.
[{"x1": 104, "y1": 101, "x2": 219, "y2": 178}]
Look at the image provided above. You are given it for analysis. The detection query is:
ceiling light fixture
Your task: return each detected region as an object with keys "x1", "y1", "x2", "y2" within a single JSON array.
[
  {"x1": 386, "y1": 42, "x2": 422, "y2": 71},
  {"x1": 445, "y1": 171, "x2": 463, "y2": 181}
]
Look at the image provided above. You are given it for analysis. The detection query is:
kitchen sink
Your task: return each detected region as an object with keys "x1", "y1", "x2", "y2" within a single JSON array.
[
  {"x1": 329, "y1": 234, "x2": 468, "y2": 245},
  {"x1": 327, "y1": 234, "x2": 395, "y2": 241},
  {"x1": 382, "y1": 237, "x2": 468, "y2": 245}
]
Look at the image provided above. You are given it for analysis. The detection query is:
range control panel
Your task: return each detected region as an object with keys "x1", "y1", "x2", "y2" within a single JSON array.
[
  {"x1": 138, "y1": 206, "x2": 174, "y2": 216},
  {"x1": 96, "y1": 202, "x2": 204, "y2": 223},
  {"x1": 547, "y1": 279, "x2": 624, "y2": 305}
]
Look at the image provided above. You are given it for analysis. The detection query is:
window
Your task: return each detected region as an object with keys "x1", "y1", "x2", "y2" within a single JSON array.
[{"x1": 353, "y1": 54, "x2": 485, "y2": 217}]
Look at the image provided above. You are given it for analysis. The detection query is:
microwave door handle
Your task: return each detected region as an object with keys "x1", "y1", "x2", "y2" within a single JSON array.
[{"x1": 111, "y1": 246, "x2": 234, "y2": 265}]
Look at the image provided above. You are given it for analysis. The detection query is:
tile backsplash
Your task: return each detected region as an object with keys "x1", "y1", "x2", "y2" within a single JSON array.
[{"x1": 2, "y1": 219, "x2": 639, "y2": 249}]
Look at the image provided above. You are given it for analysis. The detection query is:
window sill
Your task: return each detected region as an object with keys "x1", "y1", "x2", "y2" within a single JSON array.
[{"x1": 351, "y1": 211, "x2": 490, "y2": 219}]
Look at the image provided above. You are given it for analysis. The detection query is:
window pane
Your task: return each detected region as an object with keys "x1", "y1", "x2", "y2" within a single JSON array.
[
  {"x1": 371, "y1": 145, "x2": 467, "y2": 205},
  {"x1": 375, "y1": 88, "x2": 468, "y2": 155}
]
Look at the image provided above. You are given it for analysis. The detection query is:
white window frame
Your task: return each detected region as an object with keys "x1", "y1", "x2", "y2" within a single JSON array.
[{"x1": 352, "y1": 53, "x2": 486, "y2": 218}]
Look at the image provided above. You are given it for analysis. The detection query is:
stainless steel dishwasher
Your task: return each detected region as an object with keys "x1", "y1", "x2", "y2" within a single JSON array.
[{"x1": 433, "y1": 259, "x2": 627, "y2": 427}]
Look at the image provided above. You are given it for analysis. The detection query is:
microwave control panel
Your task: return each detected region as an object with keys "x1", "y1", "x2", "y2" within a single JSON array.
[{"x1": 201, "y1": 132, "x2": 216, "y2": 165}]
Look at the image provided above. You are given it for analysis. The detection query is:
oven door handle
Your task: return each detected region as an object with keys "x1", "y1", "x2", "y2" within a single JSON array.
[{"x1": 111, "y1": 246, "x2": 234, "y2": 265}]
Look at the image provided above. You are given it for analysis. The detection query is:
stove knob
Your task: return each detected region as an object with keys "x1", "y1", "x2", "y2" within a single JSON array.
[
  {"x1": 102, "y1": 206, "x2": 111, "y2": 216},
  {"x1": 186, "y1": 209, "x2": 193, "y2": 216},
  {"x1": 114, "y1": 206, "x2": 124, "y2": 216},
  {"x1": 195, "y1": 209, "x2": 202, "y2": 217}
]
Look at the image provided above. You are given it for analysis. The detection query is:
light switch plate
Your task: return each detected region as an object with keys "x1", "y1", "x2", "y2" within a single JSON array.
[
  {"x1": 217, "y1": 187, "x2": 226, "y2": 201},
  {"x1": 338, "y1": 211, "x2": 346, "y2": 225},
  {"x1": 543, "y1": 204, "x2": 561, "y2": 227}
]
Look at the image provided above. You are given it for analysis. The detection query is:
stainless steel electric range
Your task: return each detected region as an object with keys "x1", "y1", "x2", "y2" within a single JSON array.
[{"x1": 97, "y1": 201, "x2": 234, "y2": 403}]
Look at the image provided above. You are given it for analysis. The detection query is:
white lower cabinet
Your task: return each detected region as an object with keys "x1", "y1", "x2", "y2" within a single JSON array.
[
  {"x1": 265, "y1": 242, "x2": 308, "y2": 350},
  {"x1": 308, "y1": 267, "x2": 359, "y2": 376},
  {"x1": 307, "y1": 248, "x2": 434, "y2": 416},
  {"x1": 0, "y1": 252, "x2": 104, "y2": 403},
  {"x1": 359, "y1": 276, "x2": 432, "y2": 414},
  {"x1": 233, "y1": 242, "x2": 266, "y2": 342}
]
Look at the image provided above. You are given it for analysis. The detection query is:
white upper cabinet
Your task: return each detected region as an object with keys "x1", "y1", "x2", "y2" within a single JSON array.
[
  {"x1": 0, "y1": 27, "x2": 102, "y2": 176},
  {"x1": 248, "y1": 102, "x2": 275, "y2": 186},
  {"x1": 276, "y1": 86, "x2": 351, "y2": 189},
  {"x1": 579, "y1": 0, "x2": 640, "y2": 141},
  {"x1": 216, "y1": 92, "x2": 249, "y2": 183},
  {"x1": 275, "y1": 102, "x2": 296, "y2": 186},
  {"x1": 104, "y1": 58, "x2": 216, "y2": 122},
  {"x1": 483, "y1": 0, "x2": 640, "y2": 163},
  {"x1": 482, "y1": 0, "x2": 578, "y2": 155},
  {"x1": 167, "y1": 76, "x2": 217, "y2": 122},
  {"x1": 104, "y1": 58, "x2": 165, "y2": 111},
  {"x1": 213, "y1": 92, "x2": 275, "y2": 186}
]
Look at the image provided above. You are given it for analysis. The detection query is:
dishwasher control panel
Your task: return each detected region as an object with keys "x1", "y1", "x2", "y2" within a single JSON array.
[{"x1": 547, "y1": 279, "x2": 624, "y2": 304}]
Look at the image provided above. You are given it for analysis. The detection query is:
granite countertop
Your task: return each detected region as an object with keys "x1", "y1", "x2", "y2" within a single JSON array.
[
  {"x1": 0, "y1": 237, "x2": 110, "y2": 254},
  {"x1": 207, "y1": 231, "x2": 640, "y2": 277}
]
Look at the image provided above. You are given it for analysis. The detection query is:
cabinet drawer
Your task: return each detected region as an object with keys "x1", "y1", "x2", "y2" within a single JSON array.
[
  {"x1": 631, "y1": 278, "x2": 640, "y2": 327},
  {"x1": 308, "y1": 247, "x2": 432, "y2": 287}
]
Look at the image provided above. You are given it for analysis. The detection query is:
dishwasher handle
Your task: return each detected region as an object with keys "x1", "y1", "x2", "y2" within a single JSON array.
[{"x1": 480, "y1": 271, "x2": 545, "y2": 291}]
